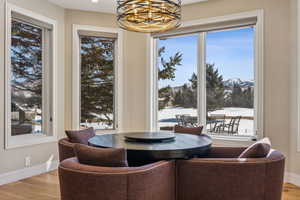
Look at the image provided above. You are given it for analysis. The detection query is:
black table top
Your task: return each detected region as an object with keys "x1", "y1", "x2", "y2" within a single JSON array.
[
  {"x1": 124, "y1": 132, "x2": 176, "y2": 143},
  {"x1": 88, "y1": 132, "x2": 212, "y2": 161}
]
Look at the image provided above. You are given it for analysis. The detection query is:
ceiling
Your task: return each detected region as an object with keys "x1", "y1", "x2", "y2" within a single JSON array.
[{"x1": 47, "y1": 0, "x2": 208, "y2": 14}]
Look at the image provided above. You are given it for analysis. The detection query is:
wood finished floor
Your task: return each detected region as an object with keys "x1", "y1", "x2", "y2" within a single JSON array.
[{"x1": 0, "y1": 170, "x2": 299, "y2": 200}]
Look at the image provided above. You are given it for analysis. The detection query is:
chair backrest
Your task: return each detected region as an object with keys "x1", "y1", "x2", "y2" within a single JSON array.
[
  {"x1": 175, "y1": 115, "x2": 184, "y2": 126},
  {"x1": 59, "y1": 158, "x2": 175, "y2": 200},
  {"x1": 232, "y1": 116, "x2": 242, "y2": 132},
  {"x1": 235, "y1": 116, "x2": 242, "y2": 124},
  {"x1": 180, "y1": 115, "x2": 191, "y2": 126},
  {"x1": 228, "y1": 116, "x2": 236, "y2": 125},
  {"x1": 174, "y1": 125, "x2": 204, "y2": 135}
]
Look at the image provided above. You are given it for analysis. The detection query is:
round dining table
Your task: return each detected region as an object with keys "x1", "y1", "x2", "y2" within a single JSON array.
[{"x1": 88, "y1": 132, "x2": 212, "y2": 165}]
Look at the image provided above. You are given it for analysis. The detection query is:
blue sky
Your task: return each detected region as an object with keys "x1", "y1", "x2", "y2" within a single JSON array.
[{"x1": 158, "y1": 27, "x2": 254, "y2": 88}]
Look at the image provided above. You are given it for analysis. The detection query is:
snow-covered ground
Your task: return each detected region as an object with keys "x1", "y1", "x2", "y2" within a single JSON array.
[
  {"x1": 78, "y1": 107, "x2": 254, "y2": 135},
  {"x1": 158, "y1": 107, "x2": 254, "y2": 136},
  {"x1": 80, "y1": 122, "x2": 113, "y2": 130},
  {"x1": 80, "y1": 113, "x2": 114, "y2": 130}
]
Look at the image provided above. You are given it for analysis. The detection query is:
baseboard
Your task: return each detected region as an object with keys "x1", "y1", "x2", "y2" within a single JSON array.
[
  {"x1": 285, "y1": 172, "x2": 300, "y2": 187},
  {"x1": 0, "y1": 160, "x2": 59, "y2": 185}
]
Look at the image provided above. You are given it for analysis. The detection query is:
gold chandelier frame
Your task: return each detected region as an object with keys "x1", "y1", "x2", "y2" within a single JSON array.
[{"x1": 117, "y1": 0, "x2": 181, "y2": 33}]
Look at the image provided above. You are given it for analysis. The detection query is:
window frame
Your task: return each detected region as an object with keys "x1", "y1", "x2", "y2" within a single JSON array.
[
  {"x1": 5, "y1": 3, "x2": 58, "y2": 149},
  {"x1": 72, "y1": 25, "x2": 123, "y2": 134},
  {"x1": 298, "y1": 0, "x2": 300, "y2": 152},
  {"x1": 147, "y1": 10, "x2": 264, "y2": 141}
]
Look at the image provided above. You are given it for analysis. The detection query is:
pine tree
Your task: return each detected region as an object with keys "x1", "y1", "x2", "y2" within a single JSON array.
[
  {"x1": 158, "y1": 86, "x2": 172, "y2": 110},
  {"x1": 80, "y1": 36, "x2": 115, "y2": 126},
  {"x1": 242, "y1": 86, "x2": 254, "y2": 108},
  {"x1": 11, "y1": 20, "x2": 43, "y2": 108},
  {"x1": 227, "y1": 85, "x2": 254, "y2": 108},
  {"x1": 206, "y1": 64, "x2": 225, "y2": 111},
  {"x1": 189, "y1": 73, "x2": 198, "y2": 108},
  {"x1": 158, "y1": 47, "x2": 182, "y2": 110},
  {"x1": 173, "y1": 90, "x2": 183, "y2": 106},
  {"x1": 158, "y1": 47, "x2": 183, "y2": 81},
  {"x1": 229, "y1": 83, "x2": 243, "y2": 107},
  {"x1": 189, "y1": 73, "x2": 197, "y2": 90},
  {"x1": 187, "y1": 64, "x2": 225, "y2": 111}
]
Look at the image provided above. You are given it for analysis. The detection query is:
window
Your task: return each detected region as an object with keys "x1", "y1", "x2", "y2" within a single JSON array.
[
  {"x1": 80, "y1": 35, "x2": 116, "y2": 130},
  {"x1": 151, "y1": 11, "x2": 263, "y2": 140},
  {"x1": 157, "y1": 35, "x2": 198, "y2": 131},
  {"x1": 11, "y1": 19, "x2": 45, "y2": 136},
  {"x1": 72, "y1": 25, "x2": 123, "y2": 132},
  {"x1": 206, "y1": 28, "x2": 254, "y2": 137},
  {"x1": 5, "y1": 4, "x2": 57, "y2": 148}
]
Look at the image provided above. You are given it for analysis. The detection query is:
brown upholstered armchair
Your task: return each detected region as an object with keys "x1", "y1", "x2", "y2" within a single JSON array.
[
  {"x1": 176, "y1": 147, "x2": 285, "y2": 200},
  {"x1": 58, "y1": 138, "x2": 75, "y2": 162},
  {"x1": 59, "y1": 158, "x2": 175, "y2": 200},
  {"x1": 59, "y1": 128, "x2": 96, "y2": 162}
]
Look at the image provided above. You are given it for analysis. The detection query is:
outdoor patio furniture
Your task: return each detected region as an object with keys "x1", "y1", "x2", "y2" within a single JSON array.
[
  {"x1": 216, "y1": 116, "x2": 242, "y2": 134},
  {"x1": 207, "y1": 114, "x2": 226, "y2": 133},
  {"x1": 176, "y1": 114, "x2": 198, "y2": 127},
  {"x1": 185, "y1": 116, "x2": 198, "y2": 127},
  {"x1": 176, "y1": 114, "x2": 188, "y2": 126}
]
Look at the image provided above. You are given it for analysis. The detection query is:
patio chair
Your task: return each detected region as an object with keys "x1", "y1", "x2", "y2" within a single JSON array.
[
  {"x1": 183, "y1": 116, "x2": 198, "y2": 127},
  {"x1": 176, "y1": 114, "x2": 192, "y2": 127},
  {"x1": 207, "y1": 114, "x2": 226, "y2": 133},
  {"x1": 216, "y1": 116, "x2": 242, "y2": 134},
  {"x1": 175, "y1": 115, "x2": 184, "y2": 126}
]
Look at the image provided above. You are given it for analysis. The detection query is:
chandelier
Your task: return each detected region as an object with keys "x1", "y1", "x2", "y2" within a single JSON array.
[{"x1": 117, "y1": 0, "x2": 182, "y2": 33}]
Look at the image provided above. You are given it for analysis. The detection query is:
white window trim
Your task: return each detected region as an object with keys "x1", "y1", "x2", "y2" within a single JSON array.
[
  {"x1": 147, "y1": 10, "x2": 264, "y2": 141},
  {"x1": 5, "y1": 3, "x2": 58, "y2": 149},
  {"x1": 297, "y1": 0, "x2": 300, "y2": 152},
  {"x1": 72, "y1": 25, "x2": 123, "y2": 134}
]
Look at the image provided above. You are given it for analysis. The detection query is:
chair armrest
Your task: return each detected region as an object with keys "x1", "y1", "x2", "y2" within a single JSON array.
[
  {"x1": 59, "y1": 157, "x2": 174, "y2": 174},
  {"x1": 58, "y1": 138, "x2": 75, "y2": 162}
]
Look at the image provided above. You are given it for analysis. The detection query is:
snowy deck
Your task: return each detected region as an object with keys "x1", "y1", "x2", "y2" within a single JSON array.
[{"x1": 158, "y1": 107, "x2": 254, "y2": 137}]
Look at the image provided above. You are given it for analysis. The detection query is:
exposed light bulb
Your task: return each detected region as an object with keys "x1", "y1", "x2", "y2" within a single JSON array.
[
  {"x1": 148, "y1": 11, "x2": 152, "y2": 19},
  {"x1": 91, "y1": 0, "x2": 99, "y2": 3}
]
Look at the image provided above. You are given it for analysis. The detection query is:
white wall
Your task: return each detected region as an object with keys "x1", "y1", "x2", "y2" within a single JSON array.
[
  {"x1": 289, "y1": 0, "x2": 300, "y2": 178},
  {"x1": 0, "y1": 0, "x2": 65, "y2": 174},
  {"x1": 64, "y1": 9, "x2": 148, "y2": 132}
]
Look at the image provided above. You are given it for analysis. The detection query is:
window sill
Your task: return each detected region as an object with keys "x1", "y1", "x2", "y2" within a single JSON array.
[
  {"x1": 210, "y1": 135, "x2": 257, "y2": 147},
  {"x1": 6, "y1": 135, "x2": 57, "y2": 149},
  {"x1": 95, "y1": 129, "x2": 119, "y2": 135}
]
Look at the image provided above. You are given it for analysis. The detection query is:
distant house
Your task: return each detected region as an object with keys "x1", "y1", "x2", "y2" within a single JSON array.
[
  {"x1": 11, "y1": 102, "x2": 33, "y2": 135},
  {"x1": 11, "y1": 102, "x2": 26, "y2": 124}
]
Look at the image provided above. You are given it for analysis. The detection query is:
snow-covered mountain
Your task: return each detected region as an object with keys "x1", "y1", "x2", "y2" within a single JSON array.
[{"x1": 223, "y1": 78, "x2": 254, "y2": 88}]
